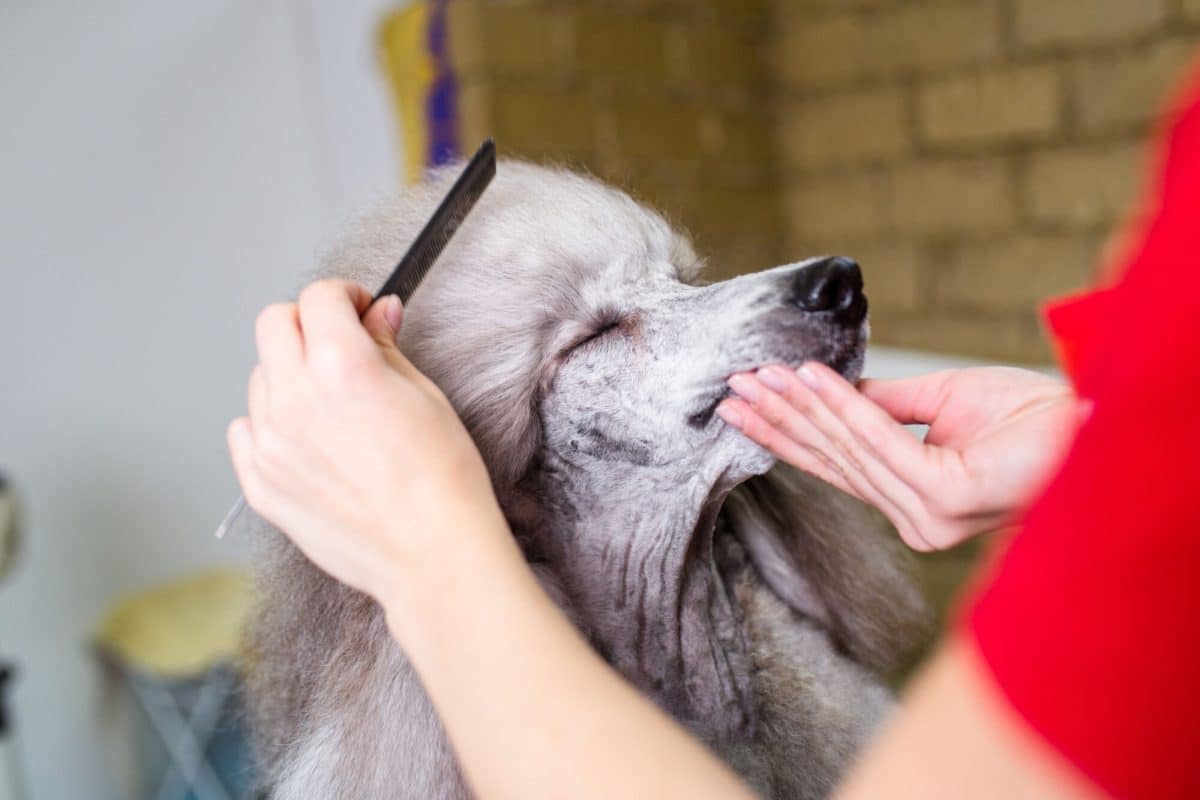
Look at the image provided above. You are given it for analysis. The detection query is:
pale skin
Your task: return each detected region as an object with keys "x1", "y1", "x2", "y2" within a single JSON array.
[{"x1": 229, "y1": 278, "x2": 1098, "y2": 799}]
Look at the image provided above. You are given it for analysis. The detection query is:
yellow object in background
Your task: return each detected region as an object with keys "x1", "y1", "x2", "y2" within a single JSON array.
[
  {"x1": 94, "y1": 568, "x2": 251, "y2": 678},
  {"x1": 379, "y1": 0, "x2": 463, "y2": 184}
]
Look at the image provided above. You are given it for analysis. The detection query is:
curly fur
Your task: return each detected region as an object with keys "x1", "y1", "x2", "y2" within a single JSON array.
[{"x1": 242, "y1": 161, "x2": 929, "y2": 799}]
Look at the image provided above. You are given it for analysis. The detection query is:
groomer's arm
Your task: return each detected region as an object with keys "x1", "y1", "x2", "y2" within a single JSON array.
[
  {"x1": 227, "y1": 279, "x2": 754, "y2": 800},
  {"x1": 836, "y1": 638, "x2": 1100, "y2": 799}
]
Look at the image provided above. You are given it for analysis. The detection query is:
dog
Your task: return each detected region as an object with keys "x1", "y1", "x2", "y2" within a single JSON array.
[{"x1": 243, "y1": 161, "x2": 928, "y2": 798}]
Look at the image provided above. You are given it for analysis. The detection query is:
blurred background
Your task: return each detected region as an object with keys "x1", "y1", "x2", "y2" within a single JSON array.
[{"x1": 0, "y1": 0, "x2": 1194, "y2": 797}]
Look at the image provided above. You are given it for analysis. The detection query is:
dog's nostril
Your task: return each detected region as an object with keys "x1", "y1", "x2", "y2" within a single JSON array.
[{"x1": 792, "y1": 256, "x2": 864, "y2": 317}]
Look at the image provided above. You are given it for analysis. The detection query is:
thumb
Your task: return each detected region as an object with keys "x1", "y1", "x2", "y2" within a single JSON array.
[
  {"x1": 361, "y1": 295, "x2": 424, "y2": 381},
  {"x1": 362, "y1": 294, "x2": 404, "y2": 349},
  {"x1": 858, "y1": 371, "x2": 955, "y2": 426}
]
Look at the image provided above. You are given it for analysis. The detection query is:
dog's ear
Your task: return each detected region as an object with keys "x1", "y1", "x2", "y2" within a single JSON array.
[{"x1": 723, "y1": 465, "x2": 931, "y2": 675}]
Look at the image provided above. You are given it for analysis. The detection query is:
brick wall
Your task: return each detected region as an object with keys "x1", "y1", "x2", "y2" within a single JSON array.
[
  {"x1": 443, "y1": 0, "x2": 778, "y2": 282},
  {"x1": 773, "y1": 0, "x2": 1200, "y2": 362},
  {"x1": 400, "y1": 0, "x2": 1199, "y2": 363}
]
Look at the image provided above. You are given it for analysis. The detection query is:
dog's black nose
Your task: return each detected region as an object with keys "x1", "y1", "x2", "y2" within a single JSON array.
[{"x1": 791, "y1": 256, "x2": 866, "y2": 324}]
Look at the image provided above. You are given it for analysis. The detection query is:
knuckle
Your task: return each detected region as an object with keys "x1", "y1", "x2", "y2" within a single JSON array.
[
  {"x1": 253, "y1": 427, "x2": 289, "y2": 475},
  {"x1": 299, "y1": 278, "x2": 340, "y2": 307},
  {"x1": 307, "y1": 340, "x2": 364, "y2": 380}
]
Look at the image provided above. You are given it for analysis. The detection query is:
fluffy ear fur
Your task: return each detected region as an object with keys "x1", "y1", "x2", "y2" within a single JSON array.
[{"x1": 723, "y1": 465, "x2": 931, "y2": 675}]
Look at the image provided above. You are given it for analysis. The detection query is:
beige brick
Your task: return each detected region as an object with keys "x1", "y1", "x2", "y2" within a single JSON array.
[
  {"x1": 1015, "y1": 0, "x2": 1168, "y2": 49},
  {"x1": 486, "y1": 6, "x2": 569, "y2": 75},
  {"x1": 855, "y1": 242, "x2": 924, "y2": 313},
  {"x1": 775, "y1": 3, "x2": 1000, "y2": 92},
  {"x1": 610, "y1": 103, "x2": 705, "y2": 162},
  {"x1": 709, "y1": 242, "x2": 785, "y2": 282},
  {"x1": 576, "y1": 13, "x2": 670, "y2": 83},
  {"x1": 709, "y1": 110, "x2": 774, "y2": 161},
  {"x1": 690, "y1": 186, "x2": 781, "y2": 242},
  {"x1": 919, "y1": 65, "x2": 1061, "y2": 147},
  {"x1": 683, "y1": 23, "x2": 763, "y2": 89},
  {"x1": 447, "y1": 2, "x2": 568, "y2": 77},
  {"x1": 861, "y1": 1, "x2": 1002, "y2": 76},
  {"x1": 457, "y1": 80, "x2": 492, "y2": 148},
  {"x1": 653, "y1": 0, "x2": 767, "y2": 26},
  {"x1": 633, "y1": 176, "x2": 701, "y2": 230},
  {"x1": 784, "y1": 171, "x2": 887, "y2": 240},
  {"x1": 885, "y1": 159, "x2": 1015, "y2": 235},
  {"x1": 780, "y1": 89, "x2": 909, "y2": 169},
  {"x1": 870, "y1": 311, "x2": 1053, "y2": 363},
  {"x1": 686, "y1": 186, "x2": 782, "y2": 277},
  {"x1": 1027, "y1": 142, "x2": 1144, "y2": 228},
  {"x1": 938, "y1": 235, "x2": 1097, "y2": 313},
  {"x1": 492, "y1": 87, "x2": 596, "y2": 160},
  {"x1": 1071, "y1": 38, "x2": 1198, "y2": 133},
  {"x1": 771, "y1": 0, "x2": 874, "y2": 23},
  {"x1": 773, "y1": 15, "x2": 864, "y2": 92}
]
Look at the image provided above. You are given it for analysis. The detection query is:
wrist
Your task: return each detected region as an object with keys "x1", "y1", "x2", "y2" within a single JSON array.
[{"x1": 375, "y1": 503, "x2": 522, "y2": 651}]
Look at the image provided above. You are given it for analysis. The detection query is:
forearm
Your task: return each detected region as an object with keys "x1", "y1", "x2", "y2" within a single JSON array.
[
  {"x1": 380, "y1": 509, "x2": 755, "y2": 800},
  {"x1": 836, "y1": 637, "x2": 1100, "y2": 800}
]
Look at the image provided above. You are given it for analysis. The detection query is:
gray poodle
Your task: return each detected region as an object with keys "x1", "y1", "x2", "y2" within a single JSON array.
[{"x1": 243, "y1": 162, "x2": 928, "y2": 799}]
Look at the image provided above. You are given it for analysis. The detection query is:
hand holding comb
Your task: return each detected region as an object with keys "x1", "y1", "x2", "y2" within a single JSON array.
[{"x1": 215, "y1": 139, "x2": 498, "y2": 538}]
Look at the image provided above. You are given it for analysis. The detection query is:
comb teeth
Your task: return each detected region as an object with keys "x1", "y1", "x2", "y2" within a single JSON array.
[{"x1": 377, "y1": 139, "x2": 497, "y2": 303}]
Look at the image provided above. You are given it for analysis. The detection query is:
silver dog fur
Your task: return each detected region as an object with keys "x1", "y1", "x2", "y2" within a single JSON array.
[{"x1": 243, "y1": 162, "x2": 929, "y2": 799}]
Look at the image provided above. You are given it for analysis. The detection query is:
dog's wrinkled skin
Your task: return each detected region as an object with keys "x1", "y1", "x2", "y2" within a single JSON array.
[{"x1": 244, "y1": 162, "x2": 928, "y2": 799}]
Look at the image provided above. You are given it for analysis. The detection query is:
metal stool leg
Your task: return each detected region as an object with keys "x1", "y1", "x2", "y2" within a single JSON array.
[{"x1": 124, "y1": 666, "x2": 234, "y2": 800}]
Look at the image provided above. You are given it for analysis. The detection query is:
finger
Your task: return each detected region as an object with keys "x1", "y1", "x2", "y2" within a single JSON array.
[
  {"x1": 361, "y1": 294, "x2": 403, "y2": 347},
  {"x1": 856, "y1": 370, "x2": 956, "y2": 426},
  {"x1": 718, "y1": 398, "x2": 854, "y2": 494},
  {"x1": 296, "y1": 279, "x2": 377, "y2": 357},
  {"x1": 739, "y1": 383, "x2": 921, "y2": 518},
  {"x1": 740, "y1": 365, "x2": 932, "y2": 542},
  {"x1": 359, "y1": 294, "x2": 432, "y2": 385},
  {"x1": 248, "y1": 365, "x2": 268, "y2": 429},
  {"x1": 227, "y1": 416, "x2": 271, "y2": 511},
  {"x1": 794, "y1": 363, "x2": 932, "y2": 484},
  {"x1": 724, "y1": 400, "x2": 859, "y2": 494},
  {"x1": 730, "y1": 370, "x2": 846, "y2": 457},
  {"x1": 255, "y1": 303, "x2": 304, "y2": 377},
  {"x1": 721, "y1": 393, "x2": 916, "y2": 536}
]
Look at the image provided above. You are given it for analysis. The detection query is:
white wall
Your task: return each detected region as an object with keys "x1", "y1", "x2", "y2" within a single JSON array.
[{"x1": 0, "y1": 1, "x2": 401, "y2": 796}]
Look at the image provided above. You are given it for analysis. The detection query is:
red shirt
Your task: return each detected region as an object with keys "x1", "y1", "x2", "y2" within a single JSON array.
[{"x1": 967, "y1": 62, "x2": 1200, "y2": 798}]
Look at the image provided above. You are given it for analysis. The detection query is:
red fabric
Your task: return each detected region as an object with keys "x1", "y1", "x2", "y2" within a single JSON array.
[{"x1": 966, "y1": 60, "x2": 1200, "y2": 799}]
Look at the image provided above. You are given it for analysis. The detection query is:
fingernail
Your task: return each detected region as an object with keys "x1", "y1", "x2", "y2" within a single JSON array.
[
  {"x1": 757, "y1": 366, "x2": 787, "y2": 393},
  {"x1": 716, "y1": 402, "x2": 743, "y2": 429},
  {"x1": 384, "y1": 295, "x2": 403, "y2": 332},
  {"x1": 797, "y1": 364, "x2": 821, "y2": 390},
  {"x1": 727, "y1": 373, "x2": 760, "y2": 402}
]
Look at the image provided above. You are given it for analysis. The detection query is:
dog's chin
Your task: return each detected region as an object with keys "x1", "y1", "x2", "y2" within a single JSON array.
[{"x1": 831, "y1": 345, "x2": 866, "y2": 383}]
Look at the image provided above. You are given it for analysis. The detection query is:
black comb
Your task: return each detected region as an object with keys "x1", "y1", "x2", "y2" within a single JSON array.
[
  {"x1": 375, "y1": 138, "x2": 496, "y2": 303},
  {"x1": 215, "y1": 139, "x2": 497, "y2": 538}
]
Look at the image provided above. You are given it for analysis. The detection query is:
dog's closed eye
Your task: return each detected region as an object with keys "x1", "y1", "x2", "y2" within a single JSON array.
[{"x1": 568, "y1": 318, "x2": 621, "y2": 352}]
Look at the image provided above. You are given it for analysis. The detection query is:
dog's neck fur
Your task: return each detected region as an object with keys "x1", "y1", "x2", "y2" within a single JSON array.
[{"x1": 517, "y1": 448, "x2": 757, "y2": 741}]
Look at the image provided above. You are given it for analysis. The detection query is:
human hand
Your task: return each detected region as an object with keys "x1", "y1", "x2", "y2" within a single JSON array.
[
  {"x1": 226, "y1": 279, "x2": 508, "y2": 613},
  {"x1": 718, "y1": 364, "x2": 1088, "y2": 550}
]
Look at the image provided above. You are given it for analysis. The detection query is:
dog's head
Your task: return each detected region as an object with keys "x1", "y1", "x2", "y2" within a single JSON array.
[
  {"x1": 324, "y1": 162, "x2": 922, "y2": 675},
  {"x1": 332, "y1": 162, "x2": 866, "y2": 491}
]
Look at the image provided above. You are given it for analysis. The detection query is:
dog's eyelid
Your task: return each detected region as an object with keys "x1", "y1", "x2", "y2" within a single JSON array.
[{"x1": 572, "y1": 319, "x2": 620, "y2": 350}]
